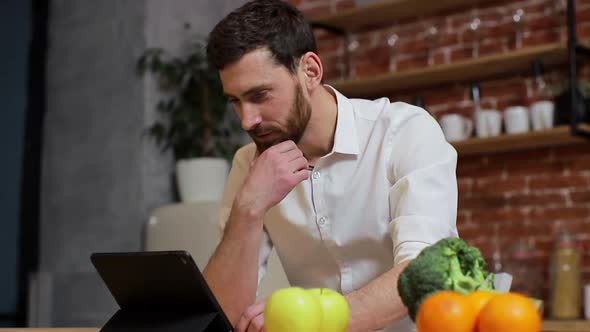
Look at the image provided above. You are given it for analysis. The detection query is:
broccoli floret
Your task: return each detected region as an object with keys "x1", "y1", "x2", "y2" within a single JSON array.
[{"x1": 397, "y1": 237, "x2": 495, "y2": 321}]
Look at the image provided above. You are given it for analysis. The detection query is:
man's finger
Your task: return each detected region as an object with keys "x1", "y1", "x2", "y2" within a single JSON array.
[
  {"x1": 283, "y1": 148, "x2": 304, "y2": 162},
  {"x1": 237, "y1": 301, "x2": 266, "y2": 332},
  {"x1": 236, "y1": 314, "x2": 250, "y2": 332},
  {"x1": 294, "y1": 167, "x2": 312, "y2": 183},
  {"x1": 271, "y1": 140, "x2": 297, "y2": 152},
  {"x1": 247, "y1": 313, "x2": 265, "y2": 332},
  {"x1": 290, "y1": 156, "x2": 309, "y2": 173}
]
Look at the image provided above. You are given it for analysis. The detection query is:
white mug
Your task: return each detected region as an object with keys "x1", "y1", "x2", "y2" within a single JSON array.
[
  {"x1": 530, "y1": 100, "x2": 555, "y2": 131},
  {"x1": 475, "y1": 110, "x2": 502, "y2": 138},
  {"x1": 440, "y1": 114, "x2": 473, "y2": 142},
  {"x1": 504, "y1": 106, "x2": 530, "y2": 134}
]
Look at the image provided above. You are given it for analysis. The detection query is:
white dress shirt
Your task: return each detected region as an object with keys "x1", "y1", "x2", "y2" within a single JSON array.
[{"x1": 218, "y1": 87, "x2": 458, "y2": 331}]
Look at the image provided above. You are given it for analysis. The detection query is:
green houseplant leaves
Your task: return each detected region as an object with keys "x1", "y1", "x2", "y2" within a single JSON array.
[{"x1": 137, "y1": 41, "x2": 242, "y2": 161}]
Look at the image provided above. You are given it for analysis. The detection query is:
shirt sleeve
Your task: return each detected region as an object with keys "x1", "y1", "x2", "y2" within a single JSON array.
[
  {"x1": 217, "y1": 144, "x2": 275, "y2": 291},
  {"x1": 387, "y1": 106, "x2": 459, "y2": 266}
]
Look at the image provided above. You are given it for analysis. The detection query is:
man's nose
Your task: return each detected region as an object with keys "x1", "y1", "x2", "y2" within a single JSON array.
[{"x1": 241, "y1": 107, "x2": 262, "y2": 131}]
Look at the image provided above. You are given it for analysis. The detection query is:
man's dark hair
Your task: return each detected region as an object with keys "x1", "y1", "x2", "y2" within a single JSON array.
[{"x1": 207, "y1": 0, "x2": 317, "y2": 73}]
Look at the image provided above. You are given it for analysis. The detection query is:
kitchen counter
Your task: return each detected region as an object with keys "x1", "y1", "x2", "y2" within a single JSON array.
[
  {"x1": 0, "y1": 321, "x2": 588, "y2": 332},
  {"x1": 543, "y1": 320, "x2": 590, "y2": 332},
  {"x1": 0, "y1": 330, "x2": 98, "y2": 332}
]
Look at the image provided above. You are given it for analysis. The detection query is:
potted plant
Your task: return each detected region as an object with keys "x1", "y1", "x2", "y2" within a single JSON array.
[{"x1": 138, "y1": 39, "x2": 242, "y2": 203}]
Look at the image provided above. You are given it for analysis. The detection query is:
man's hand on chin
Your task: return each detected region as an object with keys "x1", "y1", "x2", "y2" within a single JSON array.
[
  {"x1": 236, "y1": 140, "x2": 310, "y2": 219},
  {"x1": 236, "y1": 299, "x2": 267, "y2": 332}
]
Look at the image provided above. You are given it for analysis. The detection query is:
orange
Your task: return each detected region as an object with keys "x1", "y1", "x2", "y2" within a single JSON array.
[
  {"x1": 416, "y1": 291, "x2": 477, "y2": 332},
  {"x1": 466, "y1": 290, "x2": 496, "y2": 315},
  {"x1": 466, "y1": 290, "x2": 497, "y2": 332},
  {"x1": 478, "y1": 292, "x2": 541, "y2": 332}
]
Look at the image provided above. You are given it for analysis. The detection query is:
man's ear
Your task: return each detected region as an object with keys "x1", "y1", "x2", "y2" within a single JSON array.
[{"x1": 299, "y1": 52, "x2": 323, "y2": 92}]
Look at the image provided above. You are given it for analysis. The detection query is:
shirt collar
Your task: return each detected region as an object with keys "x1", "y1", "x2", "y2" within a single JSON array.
[{"x1": 325, "y1": 85, "x2": 360, "y2": 156}]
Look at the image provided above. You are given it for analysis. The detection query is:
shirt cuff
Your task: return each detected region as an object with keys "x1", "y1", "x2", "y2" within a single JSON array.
[{"x1": 389, "y1": 215, "x2": 458, "y2": 265}]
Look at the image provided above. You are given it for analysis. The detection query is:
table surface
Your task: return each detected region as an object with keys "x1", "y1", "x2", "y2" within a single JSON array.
[
  {"x1": 0, "y1": 327, "x2": 100, "y2": 332},
  {"x1": 0, "y1": 320, "x2": 589, "y2": 332}
]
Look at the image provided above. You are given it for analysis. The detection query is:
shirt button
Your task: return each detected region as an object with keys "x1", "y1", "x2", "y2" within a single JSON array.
[
  {"x1": 318, "y1": 217, "x2": 327, "y2": 225},
  {"x1": 312, "y1": 172, "x2": 321, "y2": 179}
]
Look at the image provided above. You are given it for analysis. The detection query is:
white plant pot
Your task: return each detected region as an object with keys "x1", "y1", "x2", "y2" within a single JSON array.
[{"x1": 176, "y1": 157, "x2": 229, "y2": 203}]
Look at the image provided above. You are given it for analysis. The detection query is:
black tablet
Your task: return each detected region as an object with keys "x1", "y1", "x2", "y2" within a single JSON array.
[{"x1": 91, "y1": 250, "x2": 233, "y2": 332}]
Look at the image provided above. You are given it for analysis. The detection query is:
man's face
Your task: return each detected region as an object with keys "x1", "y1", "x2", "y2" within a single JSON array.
[{"x1": 220, "y1": 48, "x2": 311, "y2": 153}]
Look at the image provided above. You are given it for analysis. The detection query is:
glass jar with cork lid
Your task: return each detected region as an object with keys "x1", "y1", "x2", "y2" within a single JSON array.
[{"x1": 550, "y1": 226, "x2": 581, "y2": 319}]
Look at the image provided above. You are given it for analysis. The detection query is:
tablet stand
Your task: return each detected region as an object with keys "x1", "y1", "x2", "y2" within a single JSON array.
[{"x1": 100, "y1": 309, "x2": 228, "y2": 332}]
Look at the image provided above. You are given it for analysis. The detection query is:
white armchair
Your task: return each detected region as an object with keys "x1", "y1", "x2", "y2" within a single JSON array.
[{"x1": 144, "y1": 202, "x2": 290, "y2": 300}]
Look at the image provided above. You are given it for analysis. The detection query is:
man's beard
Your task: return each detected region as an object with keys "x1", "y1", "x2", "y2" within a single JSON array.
[{"x1": 248, "y1": 84, "x2": 312, "y2": 153}]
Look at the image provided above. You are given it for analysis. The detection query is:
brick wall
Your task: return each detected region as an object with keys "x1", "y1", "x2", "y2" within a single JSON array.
[{"x1": 292, "y1": 0, "x2": 590, "y2": 315}]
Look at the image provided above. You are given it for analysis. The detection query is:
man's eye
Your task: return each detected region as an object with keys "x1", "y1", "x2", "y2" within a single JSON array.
[{"x1": 250, "y1": 91, "x2": 268, "y2": 103}]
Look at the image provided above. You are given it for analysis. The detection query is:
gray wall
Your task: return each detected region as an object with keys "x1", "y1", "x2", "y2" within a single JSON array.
[
  {"x1": 40, "y1": 0, "x2": 247, "y2": 327},
  {"x1": 0, "y1": 0, "x2": 30, "y2": 322}
]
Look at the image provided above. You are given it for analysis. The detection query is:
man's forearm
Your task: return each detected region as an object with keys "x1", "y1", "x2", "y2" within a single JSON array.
[
  {"x1": 345, "y1": 260, "x2": 411, "y2": 332},
  {"x1": 203, "y1": 204, "x2": 265, "y2": 326}
]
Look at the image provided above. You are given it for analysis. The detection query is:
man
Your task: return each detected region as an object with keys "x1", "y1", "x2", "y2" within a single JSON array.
[{"x1": 203, "y1": 1, "x2": 458, "y2": 331}]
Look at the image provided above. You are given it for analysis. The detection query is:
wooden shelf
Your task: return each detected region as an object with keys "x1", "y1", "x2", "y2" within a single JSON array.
[
  {"x1": 310, "y1": 0, "x2": 494, "y2": 32},
  {"x1": 329, "y1": 43, "x2": 567, "y2": 97},
  {"x1": 542, "y1": 320, "x2": 590, "y2": 332},
  {"x1": 452, "y1": 124, "x2": 590, "y2": 156}
]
